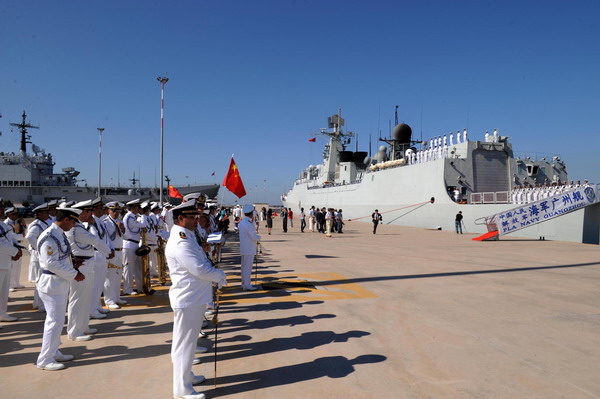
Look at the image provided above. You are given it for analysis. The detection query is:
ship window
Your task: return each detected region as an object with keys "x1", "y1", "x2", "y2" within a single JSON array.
[{"x1": 9, "y1": 181, "x2": 14, "y2": 186}]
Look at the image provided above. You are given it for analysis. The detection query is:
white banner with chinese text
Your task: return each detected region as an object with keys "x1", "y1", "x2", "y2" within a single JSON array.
[{"x1": 494, "y1": 186, "x2": 599, "y2": 236}]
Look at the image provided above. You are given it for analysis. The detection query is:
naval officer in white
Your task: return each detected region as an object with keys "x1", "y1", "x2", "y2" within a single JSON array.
[
  {"x1": 239, "y1": 204, "x2": 261, "y2": 291},
  {"x1": 166, "y1": 201, "x2": 226, "y2": 399},
  {"x1": 36, "y1": 207, "x2": 85, "y2": 370},
  {"x1": 65, "y1": 200, "x2": 111, "y2": 341},
  {"x1": 122, "y1": 199, "x2": 149, "y2": 294}
]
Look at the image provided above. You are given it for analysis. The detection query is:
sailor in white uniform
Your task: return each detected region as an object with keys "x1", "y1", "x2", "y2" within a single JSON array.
[
  {"x1": 103, "y1": 202, "x2": 127, "y2": 309},
  {"x1": 26, "y1": 204, "x2": 52, "y2": 311},
  {"x1": 122, "y1": 199, "x2": 149, "y2": 295},
  {"x1": 239, "y1": 204, "x2": 261, "y2": 291},
  {"x1": 4, "y1": 207, "x2": 26, "y2": 290},
  {"x1": 0, "y1": 203, "x2": 22, "y2": 324},
  {"x1": 65, "y1": 200, "x2": 111, "y2": 341},
  {"x1": 35, "y1": 207, "x2": 85, "y2": 371},
  {"x1": 165, "y1": 201, "x2": 226, "y2": 399},
  {"x1": 141, "y1": 201, "x2": 159, "y2": 277},
  {"x1": 47, "y1": 200, "x2": 60, "y2": 223},
  {"x1": 88, "y1": 198, "x2": 115, "y2": 318}
]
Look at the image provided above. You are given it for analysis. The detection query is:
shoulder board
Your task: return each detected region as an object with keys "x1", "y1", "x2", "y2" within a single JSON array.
[{"x1": 179, "y1": 231, "x2": 187, "y2": 239}]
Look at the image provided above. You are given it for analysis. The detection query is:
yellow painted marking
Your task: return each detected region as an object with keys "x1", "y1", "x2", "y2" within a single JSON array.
[{"x1": 221, "y1": 272, "x2": 377, "y2": 304}]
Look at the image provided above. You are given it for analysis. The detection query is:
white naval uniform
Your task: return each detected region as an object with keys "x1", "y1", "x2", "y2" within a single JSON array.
[
  {"x1": 26, "y1": 218, "x2": 51, "y2": 310},
  {"x1": 5, "y1": 218, "x2": 24, "y2": 289},
  {"x1": 122, "y1": 211, "x2": 148, "y2": 294},
  {"x1": 87, "y1": 216, "x2": 114, "y2": 315},
  {"x1": 238, "y1": 216, "x2": 261, "y2": 289},
  {"x1": 65, "y1": 221, "x2": 111, "y2": 339},
  {"x1": 35, "y1": 224, "x2": 78, "y2": 368},
  {"x1": 165, "y1": 224, "x2": 226, "y2": 398},
  {"x1": 146, "y1": 213, "x2": 159, "y2": 277},
  {"x1": 103, "y1": 215, "x2": 124, "y2": 306},
  {"x1": 0, "y1": 221, "x2": 19, "y2": 318}
]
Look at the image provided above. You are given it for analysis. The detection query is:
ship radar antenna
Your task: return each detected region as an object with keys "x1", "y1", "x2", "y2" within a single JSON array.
[
  {"x1": 10, "y1": 111, "x2": 39, "y2": 154},
  {"x1": 130, "y1": 171, "x2": 138, "y2": 187}
]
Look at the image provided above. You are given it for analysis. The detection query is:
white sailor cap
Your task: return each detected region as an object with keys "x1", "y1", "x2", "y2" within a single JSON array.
[
  {"x1": 140, "y1": 200, "x2": 150, "y2": 209},
  {"x1": 47, "y1": 199, "x2": 60, "y2": 208},
  {"x1": 171, "y1": 201, "x2": 200, "y2": 218},
  {"x1": 106, "y1": 201, "x2": 122, "y2": 209},
  {"x1": 33, "y1": 203, "x2": 50, "y2": 213},
  {"x1": 5, "y1": 206, "x2": 17, "y2": 215},
  {"x1": 59, "y1": 200, "x2": 76, "y2": 208},
  {"x1": 150, "y1": 203, "x2": 160, "y2": 211},
  {"x1": 126, "y1": 199, "x2": 141, "y2": 207},
  {"x1": 59, "y1": 207, "x2": 82, "y2": 220},
  {"x1": 242, "y1": 204, "x2": 254, "y2": 214},
  {"x1": 91, "y1": 198, "x2": 104, "y2": 207},
  {"x1": 73, "y1": 200, "x2": 94, "y2": 210},
  {"x1": 164, "y1": 202, "x2": 173, "y2": 208}
]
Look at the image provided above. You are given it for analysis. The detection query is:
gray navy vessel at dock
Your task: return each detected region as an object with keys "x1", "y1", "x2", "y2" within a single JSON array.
[
  {"x1": 0, "y1": 111, "x2": 219, "y2": 205},
  {"x1": 282, "y1": 110, "x2": 600, "y2": 244}
]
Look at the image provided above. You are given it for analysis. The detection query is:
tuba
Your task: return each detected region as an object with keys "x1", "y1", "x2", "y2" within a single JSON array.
[
  {"x1": 156, "y1": 236, "x2": 168, "y2": 285},
  {"x1": 136, "y1": 228, "x2": 153, "y2": 295}
]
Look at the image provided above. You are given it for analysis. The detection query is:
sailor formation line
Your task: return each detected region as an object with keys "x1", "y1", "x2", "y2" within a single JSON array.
[{"x1": 0, "y1": 193, "x2": 260, "y2": 399}]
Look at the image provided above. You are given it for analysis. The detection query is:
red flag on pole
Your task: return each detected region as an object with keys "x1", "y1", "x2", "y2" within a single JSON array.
[
  {"x1": 222, "y1": 157, "x2": 247, "y2": 198},
  {"x1": 168, "y1": 185, "x2": 183, "y2": 199},
  {"x1": 308, "y1": 137, "x2": 316, "y2": 142}
]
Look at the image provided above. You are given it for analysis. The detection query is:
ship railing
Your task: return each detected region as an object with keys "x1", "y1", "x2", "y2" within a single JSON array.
[{"x1": 470, "y1": 191, "x2": 510, "y2": 204}]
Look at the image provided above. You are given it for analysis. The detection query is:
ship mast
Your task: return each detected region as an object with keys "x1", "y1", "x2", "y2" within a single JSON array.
[{"x1": 10, "y1": 111, "x2": 39, "y2": 154}]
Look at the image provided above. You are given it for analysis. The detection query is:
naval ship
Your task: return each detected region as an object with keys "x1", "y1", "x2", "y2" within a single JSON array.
[
  {"x1": 282, "y1": 110, "x2": 600, "y2": 244},
  {"x1": 0, "y1": 111, "x2": 219, "y2": 205}
]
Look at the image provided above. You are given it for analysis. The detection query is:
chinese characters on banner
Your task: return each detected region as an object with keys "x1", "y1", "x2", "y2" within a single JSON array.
[{"x1": 494, "y1": 186, "x2": 598, "y2": 236}]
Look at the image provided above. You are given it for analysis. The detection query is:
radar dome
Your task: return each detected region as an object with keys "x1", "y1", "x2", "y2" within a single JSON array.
[
  {"x1": 393, "y1": 123, "x2": 412, "y2": 144},
  {"x1": 379, "y1": 145, "x2": 387, "y2": 152}
]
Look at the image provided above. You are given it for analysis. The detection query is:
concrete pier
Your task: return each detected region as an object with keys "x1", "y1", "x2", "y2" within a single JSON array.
[{"x1": 1, "y1": 220, "x2": 599, "y2": 398}]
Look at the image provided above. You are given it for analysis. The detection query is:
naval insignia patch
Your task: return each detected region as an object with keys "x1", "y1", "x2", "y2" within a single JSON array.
[
  {"x1": 47, "y1": 249, "x2": 54, "y2": 255},
  {"x1": 179, "y1": 232, "x2": 187, "y2": 239}
]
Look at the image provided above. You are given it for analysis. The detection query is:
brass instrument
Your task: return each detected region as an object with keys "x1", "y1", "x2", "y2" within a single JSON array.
[
  {"x1": 137, "y1": 228, "x2": 153, "y2": 295},
  {"x1": 156, "y1": 237, "x2": 168, "y2": 285}
]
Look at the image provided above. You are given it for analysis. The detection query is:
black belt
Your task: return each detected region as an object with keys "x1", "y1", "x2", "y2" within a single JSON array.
[
  {"x1": 125, "y1": 239, "x2": 139, "y2": 244},
  {"x1": 148, "y1": 244, "x2": 157, "y2": 247},
  {"x1": 73, "y1": 255, "x2": 93, "y2": 261},
  {"x1": 114, "y1": 248, "x2": 122, "y2": 251},
  {"x1": 42, "y1": 269, "x2": 56, "y2": 275}
]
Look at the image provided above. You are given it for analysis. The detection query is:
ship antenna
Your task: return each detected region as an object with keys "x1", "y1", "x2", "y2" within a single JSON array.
[
  {"x1": 420, "y1": 105, "x2": 423, "y2": 143},
  {"x1": 10, "y1": 110, "x2": 39, "y2": 154},
  {"x1": 395, "y1": 105, "x2": 399, "y2": 126}
]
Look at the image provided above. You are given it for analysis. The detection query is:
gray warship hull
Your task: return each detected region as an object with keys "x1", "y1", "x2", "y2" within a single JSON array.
[{"x1": 282, "y1": 113, "x2": 600, "y2": 244}]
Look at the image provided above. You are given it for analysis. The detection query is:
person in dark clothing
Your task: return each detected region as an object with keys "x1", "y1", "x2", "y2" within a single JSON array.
[
  {"x1": 372, "y1": 209, "x2": 382, "y2": 234},
  {"x1": 455, "y1": 211, "x2": 463, "y2": 234},
  {"x1": 282, "y1": 208, "x2": 288, "y2": 233},
  {"x1": 266, "y1": 208, "x2": 273, "y2": 235},
  {"x1": 316, "y1": 208, "x2": 325, "y2": 233}
]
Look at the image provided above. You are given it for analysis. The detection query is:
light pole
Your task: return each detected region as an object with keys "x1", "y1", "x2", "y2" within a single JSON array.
[
  {"x1": 97, "y1": 127, "x2": 105, "y2": 198},
  {"x1": 157, "y1": 76, "x2": 169, "y2": 206}
]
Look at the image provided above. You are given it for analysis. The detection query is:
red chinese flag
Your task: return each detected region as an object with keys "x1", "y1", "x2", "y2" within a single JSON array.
[
  {"x1": 309, "y1": 137, "x2": 316, "y2": 142},
  {"x1": 222, "y1": 157, "x2": 247, "y2": 198},
  {"x1": 168, "y1": 185, "x2": 183, "y2": 199}
]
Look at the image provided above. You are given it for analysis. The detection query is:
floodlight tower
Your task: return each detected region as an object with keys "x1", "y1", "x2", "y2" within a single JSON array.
[
  {"x1": 97, "y1": 127, "x2": 105, "y2": 198},
  {"x1": 157, "y1": 76, "x2": 169, "y2": 206}
]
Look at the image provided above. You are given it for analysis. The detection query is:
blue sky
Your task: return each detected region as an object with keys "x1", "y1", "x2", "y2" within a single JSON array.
[{"x1": 1, "y1": 0, "x2": 599, "y2": 204}]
